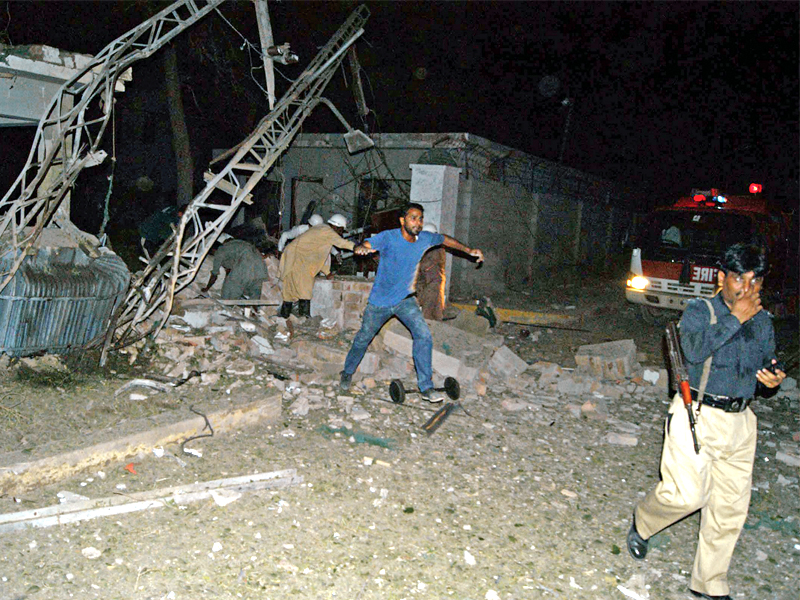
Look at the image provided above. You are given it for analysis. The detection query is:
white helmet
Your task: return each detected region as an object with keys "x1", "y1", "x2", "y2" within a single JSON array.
[
  {"x1": 217, "y1": 233, "x2": 233, "y2": 243},
  {"x1": 308, "y1": 214, "x2": 324, "y2": 226},
  {"x1": 422, "y1": 223, "x2": 438, "y2": 234},
  {"x1": 327, "y1": 214, "x2": 347, "y2": 228}
]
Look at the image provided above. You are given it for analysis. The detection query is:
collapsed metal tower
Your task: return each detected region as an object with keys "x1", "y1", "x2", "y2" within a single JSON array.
[{"x1": 0, "y1": 0, "x2": 370, "y2": 361}]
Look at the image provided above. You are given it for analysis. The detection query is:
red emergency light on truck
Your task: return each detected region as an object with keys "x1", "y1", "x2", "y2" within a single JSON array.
[{"x1": 625, "y1": 185, "x2": 797, "y2": 322}]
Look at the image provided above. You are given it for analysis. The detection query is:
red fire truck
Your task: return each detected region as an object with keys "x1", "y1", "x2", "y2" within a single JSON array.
[{"x1": 625, "y1": 185, "x2": 797, "y2": 322}]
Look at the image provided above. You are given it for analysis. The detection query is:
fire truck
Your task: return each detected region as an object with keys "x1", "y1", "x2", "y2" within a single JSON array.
[{"x1": 625, "y1": 184, "x2": 797, "y2": 323}]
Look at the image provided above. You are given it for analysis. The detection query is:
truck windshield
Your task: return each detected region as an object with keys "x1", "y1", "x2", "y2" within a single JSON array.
[{"x1": 637, "y1": 211, "x2": 757, "y2": 261}]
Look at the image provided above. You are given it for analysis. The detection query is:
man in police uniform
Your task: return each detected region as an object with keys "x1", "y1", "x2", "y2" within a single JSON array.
[{"x1": 627, "y1": 243, "x2": 786, "y2": 600}]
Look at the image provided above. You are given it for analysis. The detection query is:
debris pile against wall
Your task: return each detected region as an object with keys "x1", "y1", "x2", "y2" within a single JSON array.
[{"x1": 135, "y1": 287, "x2": 680, "y2": 411}]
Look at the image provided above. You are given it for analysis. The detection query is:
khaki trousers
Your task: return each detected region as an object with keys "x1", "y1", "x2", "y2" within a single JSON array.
[{"x1": 635, "y1": 393, "x2": 757, "y2": 597}]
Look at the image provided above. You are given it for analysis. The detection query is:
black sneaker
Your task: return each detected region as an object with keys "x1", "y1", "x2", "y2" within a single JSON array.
[
  {"x1": 339, "y1": 371, "x2": 352, "y2": 392},
  {"x1": 421, "y1": 388, "x2": 444, "y2": 403}
]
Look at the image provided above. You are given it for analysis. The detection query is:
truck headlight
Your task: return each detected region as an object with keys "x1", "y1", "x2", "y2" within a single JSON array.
[{"x1": 627, "y1": 275, "x2": 649, "y2": 290}]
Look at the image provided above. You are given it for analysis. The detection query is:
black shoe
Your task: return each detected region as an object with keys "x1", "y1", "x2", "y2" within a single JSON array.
[
  {"x1": 339, "y1": 371, "x2": 352, "y2": 392},
  {"x1": 690, "y1": 590, "x2": 732, "y2": 600},
  {"x1": 279, "y1": 302, "x2": 293, "y2": 318},
  {"x1": 627, "y1": 516, "x2": 648, "y2": 561},
  {"x1": 298, "y1": 299, "x2": 311, "y2": 318}
]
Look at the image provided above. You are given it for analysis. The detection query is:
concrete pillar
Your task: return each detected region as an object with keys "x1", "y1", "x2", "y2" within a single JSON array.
[{"x1": 409, "y1": 164, "x2": 461, "y2": 299}]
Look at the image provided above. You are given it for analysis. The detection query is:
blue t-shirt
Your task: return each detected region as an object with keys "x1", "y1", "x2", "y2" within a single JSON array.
[{"x1": 367, "y1": 229, "x2": 445, "y2": 307}]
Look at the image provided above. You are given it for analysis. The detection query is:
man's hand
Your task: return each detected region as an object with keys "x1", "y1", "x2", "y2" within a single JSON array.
[
  {"x1": 469, "y1": 248, "x2": 484, "y2": 263},
  {"x1": 756, "y1": 360, "x2": 786, "y2": 388},
  {"x1": 354, "y1": 243, "x2": 375, "y2": 256},
  {"x1": 730, "y1": 285, "x2": 762, "y2": 324}
]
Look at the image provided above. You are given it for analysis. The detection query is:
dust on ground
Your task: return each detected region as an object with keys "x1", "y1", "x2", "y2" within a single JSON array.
[{"x1": 0, "y1": 268, "x2": 797, "y2": 600}]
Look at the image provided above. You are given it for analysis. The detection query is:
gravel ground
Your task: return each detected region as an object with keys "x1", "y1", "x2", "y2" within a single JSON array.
[{"x1": 0, "y1": 272, "x2": 797, "y2": 600}]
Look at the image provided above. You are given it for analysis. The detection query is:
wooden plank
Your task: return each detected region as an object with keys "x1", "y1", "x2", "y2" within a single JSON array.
[
  {"x1": 0, "y1": 469, "x2": 302, "y2": 533},
  {"x1": 0, "y1": 394, "x2": 282, "y2": 495},
  {"x1": 450, "y1": 302, "x2": 579, "y2": 326},
  {"x1": 179, "y1": 298, "x2": 280, "y2": 307}
]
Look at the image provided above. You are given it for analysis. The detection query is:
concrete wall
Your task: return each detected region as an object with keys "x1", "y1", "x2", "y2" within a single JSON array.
[
  {"x1": 269, "y1": 136, "x2": 424, "y2": 228},
  {"x1": 273, "y1": 133, "x2": 640, "y2": 301},
  {"x1": 449, "y1": 177, "x2": 535, "y2": 296}
]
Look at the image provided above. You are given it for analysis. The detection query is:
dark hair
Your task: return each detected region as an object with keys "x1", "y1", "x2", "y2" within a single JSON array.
[
  {"x1": 719, "y1": 243, "x2": 768, "y2": 277},
  {"x1": 403, "y1": 202, "x2": 424, "y2": 218}
]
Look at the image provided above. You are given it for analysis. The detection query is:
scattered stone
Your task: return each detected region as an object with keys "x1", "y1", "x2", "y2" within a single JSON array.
[
  {"x1": 359, "y1": 351, "x2": 381, "y2": 375},
  {"x1": 350, "y1": 406, "x2": 371, "y2": 421},
  {"x1": 581, "y1": 399, "x2": 608, "y2": 420},
  {"x1": 487, "y1": 345, "x2": 528, "y2": 379},
  {"x1": 81, "y1": 547, "x2": 102, "y2": 560},
  {"x1": 776, "y1": 451, "x2": 800, "y2": 467},
  {"x1": 201, "y1": 372, "x2": 220, "y2": 386},
  {"x1": 291, "y1": 396, "x2": 310, "y2": 416},
  {"x1": 451, "y1": 310, "x2": 491, "y2": 335},
  {"x1": 605, "y1": 432, "x2": 638, "y2": 446},
  {"x1": 250, "y1": 335, "x2": 274, "y2": 355},
  {"x1": 501, "y1": 399, "x2": 528, "y2": 412},
  {"x1": 57, "y1": 490, "x2": 90, "y2": 504},
  {"x1": 209, "y1": 488, "x2": 242, "y2": 507},
  {"x1": 574, "y1": 339, "x2": 640, "y2": 379},
  {"x1": 226, "y1": 358, "x2": 255, "y2": 376},
  {"x1": 642, "y1": 368, "x2": 660, "y2": 385}
]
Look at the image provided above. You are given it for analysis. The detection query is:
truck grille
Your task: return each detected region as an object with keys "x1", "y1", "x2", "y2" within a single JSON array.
[{"x1": 648, "y1": 277, "x2": 715, "y2": 297}]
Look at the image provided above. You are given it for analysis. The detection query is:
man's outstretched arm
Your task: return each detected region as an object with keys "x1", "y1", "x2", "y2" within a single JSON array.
[
  {"x1": 441, "y1": 235, "x2": 484, "y2": 263},
  {"x1": 354, "y1": 240, "x2": 376, "y2": 255}
]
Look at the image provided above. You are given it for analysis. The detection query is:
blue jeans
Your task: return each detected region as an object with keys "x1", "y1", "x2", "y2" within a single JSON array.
[{"x1": 343, "y1": 297, "x2": 434, "y2": 392}]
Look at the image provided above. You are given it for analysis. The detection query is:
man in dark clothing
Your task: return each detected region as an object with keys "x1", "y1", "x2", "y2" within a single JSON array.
[
  {"x1": 627, "y1": 244, "x2": 785, "y2": 600},
  {"x1": 202, "y1": 237, "x2": 269, "y2": 300}
]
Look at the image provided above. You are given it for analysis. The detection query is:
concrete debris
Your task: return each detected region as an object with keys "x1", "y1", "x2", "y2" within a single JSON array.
[
  {"x1": 642, "y1": 368, "x2": 660, "y2": 384},
  {"x1": 249, "y1": 335, "x2": 274, "y2": 355},
  {"x1": 20, "y1": 355, "x2": 69, "y2": 374},
  {"x1": 605, "y1": 432, "x2": 639, "y2": 446},
  {"x1": 487, "y1": 345, "x2": 529, "y2": 379},
  {"x1": 574, "y1": 339, "x2": 640, "y2": 379},
  {"x1": 775, "y1": 450, "x2": 800, "y2": 467},
  {"x1": 581, "y1": 399, "x2": 609, "y2": 420},
  {"x1": 291, "y1": 396, "x2": 310, "y2": 417},
  {"x1": 449, "y1": 309, "x2": 492, "y2": 336},
  {"x1": 226, "y1": 358, "x2": 255, "y2": 376},
  {"x1": 114, "y1": 379, "x2": 172, "y2": 397}
]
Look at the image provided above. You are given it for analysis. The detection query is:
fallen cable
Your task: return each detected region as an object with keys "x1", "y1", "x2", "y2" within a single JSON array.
[{"x1": 180, "y1": 405, "x2": 214, "y2": 456}]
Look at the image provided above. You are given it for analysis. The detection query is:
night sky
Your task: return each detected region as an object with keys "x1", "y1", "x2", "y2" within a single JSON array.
[{"x1": 2, "y1": 1, "x2": 798, "y2": 212}]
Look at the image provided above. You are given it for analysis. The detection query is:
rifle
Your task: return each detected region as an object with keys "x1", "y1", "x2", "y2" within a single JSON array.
[{"x1": 665, "y1": 322, "x2": 700, "y2": 454}]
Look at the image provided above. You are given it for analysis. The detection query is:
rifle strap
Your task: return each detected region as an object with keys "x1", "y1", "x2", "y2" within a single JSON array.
[{"x1": 696, "y1": 298, "x2": 716, "y2": 406}]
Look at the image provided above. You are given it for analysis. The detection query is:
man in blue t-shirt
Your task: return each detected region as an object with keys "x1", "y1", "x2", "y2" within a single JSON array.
[{"x1": 340, "y1": 203, "x2": 484, "y2": 402}]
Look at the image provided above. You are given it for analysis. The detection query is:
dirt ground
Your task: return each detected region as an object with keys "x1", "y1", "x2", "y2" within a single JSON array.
[{"x1": 0, "y1": 267, "x2": 797, "y2": 600}]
